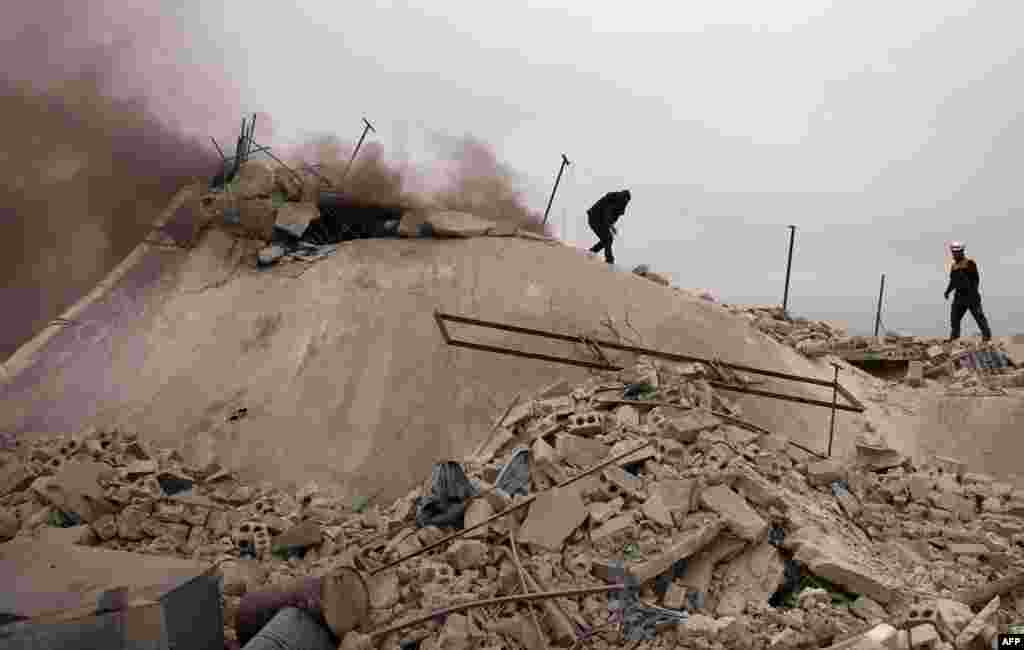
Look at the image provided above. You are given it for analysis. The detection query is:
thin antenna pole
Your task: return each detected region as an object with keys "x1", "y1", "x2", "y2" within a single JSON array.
[
  {"x1": 782, "y1": 225, "x2": 797, "y2": 317},
  {"x1": 873, "y1": 273, "x2": 886, "y2": 337}
]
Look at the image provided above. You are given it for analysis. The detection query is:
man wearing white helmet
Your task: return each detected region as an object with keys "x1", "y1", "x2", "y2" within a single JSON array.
[{"x1": 943, "y1": 241, "x2": 992, "y2": 342}]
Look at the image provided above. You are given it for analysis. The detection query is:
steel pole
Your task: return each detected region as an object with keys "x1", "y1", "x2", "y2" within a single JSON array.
[
  {"x1": 827, "y1": 363, "x2": 840, "y2": 457},
  {"x1": 782, "y1": 225, "x2": 797, "y2": 318},
  {"x1": 342, "y1": 117, "x2": 376, "y2": 183},
  {"x1": 542, "y1": 154, "x2": 571, "y2": 226},
  {"x1": 873, "y1": 273, "x2": 886, "y2": 338}
]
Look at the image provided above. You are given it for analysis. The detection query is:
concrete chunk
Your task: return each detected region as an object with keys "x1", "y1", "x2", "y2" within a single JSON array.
[
  {"x1": 517, "y1": 486, "x2": 587, "y2": 552},
  {"x1": 592, "y1": 514, "x2": 635, "y2": 542},
  {"x1": 642, "y1": 492, "x2": 674, "y2": 528},
  {"x1": 716, "y1": 540, "x2": 784, "y2": 617},
  {"x1": 556, "y1": 434, "x2": 610, "y2": 467},
  {"x1": 807, "y1": 459, "x2": 847, "y2": 487},
  {"x1": 789, "y1": 527, "x2": 901, "y2": 604},
  {"x1": 653, "y1": 479, "x2": 695, "y2": 515},
  {"x1": 631, "y1": 518, "x2": 723, "y2": 583},
  {"x1": 425, "y1": 210, "x2": 497, "y2": 237},
  {"x1": 602, "y1": 466, "x2": 647, "y2": 500},
  {"x1": 699, "y1": 484, "x2": 767, "y2": 541}
]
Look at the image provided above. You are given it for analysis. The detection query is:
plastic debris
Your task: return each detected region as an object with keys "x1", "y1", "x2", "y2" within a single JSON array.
[
  {"x1": 494, "y1": 447, "x2": 530, "y2": 497},
  {"x1": 415, "y1": 462, "x2": 480, "y2": 529}
]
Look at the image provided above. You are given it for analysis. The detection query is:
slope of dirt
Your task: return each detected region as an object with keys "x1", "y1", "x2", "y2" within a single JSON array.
[{"x1": 0, "y1": 200, "x2": 873, "y2": 503}]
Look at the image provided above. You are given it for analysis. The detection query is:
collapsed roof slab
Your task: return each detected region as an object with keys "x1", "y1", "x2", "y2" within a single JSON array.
[{"x1": 0, "y1": 195, "x2": 864, "y2": 502}]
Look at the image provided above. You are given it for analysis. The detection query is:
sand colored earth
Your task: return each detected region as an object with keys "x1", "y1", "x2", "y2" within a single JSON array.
[{"x1": 2, "y1": 188, "x2": 1022, "y2": 500}]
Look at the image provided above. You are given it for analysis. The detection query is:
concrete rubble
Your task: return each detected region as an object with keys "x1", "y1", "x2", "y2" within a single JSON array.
[{"x1": 4, "y1": 356, "x2": 1024, "y2": 649}]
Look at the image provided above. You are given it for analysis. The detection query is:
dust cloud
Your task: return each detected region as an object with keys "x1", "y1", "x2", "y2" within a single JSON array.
[
  {"x1": 285, "y1": 132, "x2": 551, "y2": 235},
  {"x1": 0, "y1": 1, "x2": 233, "y2": 363},
  {"x1": 1, "y1": 2, "x2": 550, "y2": 364}
]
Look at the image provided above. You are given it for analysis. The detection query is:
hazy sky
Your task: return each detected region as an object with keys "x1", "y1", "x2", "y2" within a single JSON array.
[{"x1": 191, "y1": 0, "x2": 1021, "y2": 336}]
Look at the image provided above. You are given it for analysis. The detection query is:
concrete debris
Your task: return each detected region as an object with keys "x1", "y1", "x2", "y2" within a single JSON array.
[
  {"x1": 699, "y1": 484, "x2": 768, "y2": 541},
  {"x1": 4, "y1": 355, "x2": 1024, "y2": 650},
  {"x1": 424, "y1": 210, "x2": 497, "y2": 238}
]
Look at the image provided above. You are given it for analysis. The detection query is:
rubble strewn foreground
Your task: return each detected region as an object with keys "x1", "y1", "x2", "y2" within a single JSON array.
[{"x1": 3, "y1": 359, "x2": 1024, "y2": 649}]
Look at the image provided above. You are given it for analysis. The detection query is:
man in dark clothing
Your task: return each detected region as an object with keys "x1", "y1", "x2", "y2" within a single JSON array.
[
  {"x1": 587, "y1": 190, "x2": 631, "y2": 264},
  {"x1": 944, "y1": 241, "x2": 992, "y2": 342}
]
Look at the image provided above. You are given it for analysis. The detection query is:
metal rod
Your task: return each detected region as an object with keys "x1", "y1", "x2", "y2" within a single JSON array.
[
  {"x1": 210, "y1": 137, "x2": 227, "y2": 161},
  {"x1": 782, "y1": 225, "x2": 797, "y2": 318},
  {"x1": 873, "y1": 273, "x2": 886, "y2": 338},
  {"x1": 542, "y1": 154, "x2": 571, "y2": 226},
  {"x1": 342, "y1": 117, "x2": 376, "y2": 183},
  {"x1": 249, "y1": 141, "x2": 305, "y2": 186},
  {"x1": 828, "y1": 363, "x2": 840, "y2": 457},
  {"x1": 368, "y1": 586, "x2": 624, "y2": 642},
  {"x1": 707, "y1": 380, "x2": 862, "y2": 414},
  {"x1": 370, "y1": 441, "x2": 655, "y2": 575},
  {"x1": 437, "y1": 311, "x2": 839, "y2": 388}
]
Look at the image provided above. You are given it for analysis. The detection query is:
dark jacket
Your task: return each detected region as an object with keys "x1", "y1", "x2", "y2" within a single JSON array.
[
  {"x1": 587, "y1": 191, "x2": 630, "y2": 225},
  {"x1": 946, "y1": 258, "x2": 981, "y2": 300}
]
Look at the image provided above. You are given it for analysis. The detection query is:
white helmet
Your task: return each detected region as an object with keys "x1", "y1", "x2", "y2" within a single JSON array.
[{"x1": 950, "y1": 241, "x2": 965, "y2": 253}]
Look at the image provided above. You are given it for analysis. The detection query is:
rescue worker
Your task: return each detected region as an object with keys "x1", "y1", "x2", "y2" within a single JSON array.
[
  {"x1": 587, "y1": 189, "x2": 631, "y2": 264},
  {"x1": 944, "y1": 241, "x2": 992, "y2": 343}
]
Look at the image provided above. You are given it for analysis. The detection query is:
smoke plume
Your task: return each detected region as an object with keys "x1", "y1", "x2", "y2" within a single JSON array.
[
  {"x1": 0, "y1": 1, "x2": 236, "y2": 362},
  {"x1": 1, "y1": 2, "x2": 550, "y2": 363}
]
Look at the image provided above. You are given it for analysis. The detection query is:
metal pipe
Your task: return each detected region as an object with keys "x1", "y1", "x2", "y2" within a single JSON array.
[
  {"x1": 782, "y1": 225, "x2": 797, "y2": 317},
  {"x1": 247, "y1": 113, "x2": 257, "y2": 160},
  {"x1": 827, "y1": 363, "x2": 840, "y2": 457},
  {"x1": 542, "y1": 154, "x2": 571, "y2": 226},
  {"x1": 873, "y1": 273, "x2": 886, "y2": 338}
]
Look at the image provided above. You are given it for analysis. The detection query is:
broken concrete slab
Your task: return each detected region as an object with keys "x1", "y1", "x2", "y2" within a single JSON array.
[
  {"x1": 934, "y1": 598, "x2": 973, "y2": 642},
  {"x1": 787, "y1": 527, "x2": 902, "y2": 605},
  {"x1": 517, "y1": 486, "x2": 587, "y2": 552},
  {"x1": 272, "y1": 520, "x2": 322, "y2": 552},
  {"x1": 715, "y1": 541, "x2": 785, "y2": 617},
  {"x1": 652, "y1": 479, "x2": 695, "y2": 516},
  {"x1": 642, "y1": 491, "x2": 675, "y2": 528},
  {"x1": 425, "y1": 210, "x2": 497, "y2": 238},
  {"x1": 631, "y1": 518, "x2": 723, "y2": 584},
  {"x1": 806, "y1": 459, "x2": 848, "y2": 487},
  {"x1": 588, "y1": 497, "x2": 623, "y2": 525},
  {"x1": 680, "y1": 535, "x2": 747, "y2": 604},
  {"x1": 275, "y1": 201, "x2": 318, "y2": 238},
  {"x1": 591, "y1": 514, "x2": 635, "y2": 542},
  {"x1": 699, "y1": 484, "x2": 768, "y2": 542},
  {"x1": 31, "y1": 460, "x2": 116, "y2": 523},
  {"x1": 463, "y1": 498, "x2": 494, "y2": 538},
  {"x1": 556, "y1": 434, "x2": 610, "y2": 467}
]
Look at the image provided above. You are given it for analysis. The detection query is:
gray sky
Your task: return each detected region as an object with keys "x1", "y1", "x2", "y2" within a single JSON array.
[{"x1": 192, "y1": 0, "x2": 1021, "y2": 336}]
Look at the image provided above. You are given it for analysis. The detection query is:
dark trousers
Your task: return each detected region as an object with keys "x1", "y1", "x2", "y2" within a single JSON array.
[
  {"x1": 588, "y1": 214, "x2": 614, "y2": 264},
  {"x1": 950, "y1": 295, "x2": 992, "y2": 340}
]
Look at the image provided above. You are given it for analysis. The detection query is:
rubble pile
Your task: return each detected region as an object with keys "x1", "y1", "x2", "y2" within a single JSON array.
[
  {"x1": 3, "y1": 361, "x2": 1024, "y2": 649},
  {"x1": 196, "y1": 161, "x2": 555, "y2": 270},
  {"x1": 726, "y1": 306, "x2": 850, "y2": 358}
]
